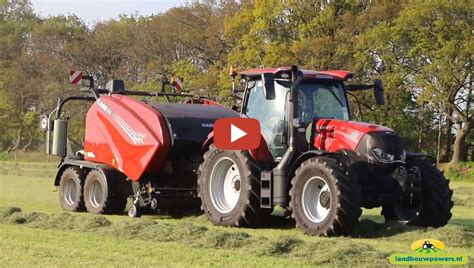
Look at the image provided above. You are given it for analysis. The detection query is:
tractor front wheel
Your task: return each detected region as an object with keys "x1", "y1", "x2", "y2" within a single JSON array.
[
  {"x1": 382, "y1": 160, "x2": 453, "y2": 227},
  {"x1": 289, "y1": 157, "x2": 361, "y2": 236},
  {"x1": 198, "y1": 144, "x2": 268, "y2": 227}
]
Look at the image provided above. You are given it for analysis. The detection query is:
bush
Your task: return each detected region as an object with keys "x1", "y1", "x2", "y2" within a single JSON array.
[{"x1": 444, "y1": 162, "x2": 473, "y2": 181}]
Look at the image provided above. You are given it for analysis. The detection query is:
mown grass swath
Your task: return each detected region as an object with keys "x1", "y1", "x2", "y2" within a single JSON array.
[{"x1": 0, "y1": 161, "x2": 472, "y2": 266}]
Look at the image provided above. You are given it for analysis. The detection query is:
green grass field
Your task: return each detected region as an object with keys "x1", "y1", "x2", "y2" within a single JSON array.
[{"x1": 0, "y1": 160, "x2": 472, "y2": 266}]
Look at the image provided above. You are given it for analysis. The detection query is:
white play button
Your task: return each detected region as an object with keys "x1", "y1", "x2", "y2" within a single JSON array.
[
  {"x1": 230, "y1": 123, "x2": 247, "y2": 143},
  {"x1": 214, "y1": 118, "x2": 260, "y2": 150}
]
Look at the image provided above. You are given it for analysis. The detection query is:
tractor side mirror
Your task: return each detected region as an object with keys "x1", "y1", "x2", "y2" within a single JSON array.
[
  {"x1": 261, "y1": 73, "x2": 275, "y2": 100},
  {"x1": 373, "y1": 79, "x2": 385, "y2": 105}
]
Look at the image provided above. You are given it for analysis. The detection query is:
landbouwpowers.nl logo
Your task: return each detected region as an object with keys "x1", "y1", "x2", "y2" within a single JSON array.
[{"x1": 389, "y1": 238, "x2": 468, "y2": 265}]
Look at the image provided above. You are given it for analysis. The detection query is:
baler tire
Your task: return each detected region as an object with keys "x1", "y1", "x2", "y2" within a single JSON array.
[
  {"x1": 59, "y1": 166, "x2": 87, "y2": 212},
  {"x1": 84, "y1": 168, "x2": 128, "y2": 215},
  {"x1": 383, "y1": 160, "x2": 453, "y2": 227},
  {"x1": 289, "y1": 157, "x2": 362, "y2": 236},
  {"x1": 198, "y1": 144, "x2": 267, "y2": 227}
]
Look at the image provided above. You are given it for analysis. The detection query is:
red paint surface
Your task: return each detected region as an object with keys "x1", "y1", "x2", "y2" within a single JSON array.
[
  {"x1": 313, "y1": 119, "x2": 393, "y2": 151},
  {"x1": 248, "y1": 135, "x2": 272, "y2": 161},
  {"x1": 84, "y1": 95, "x2": 172, "y2": 181}
]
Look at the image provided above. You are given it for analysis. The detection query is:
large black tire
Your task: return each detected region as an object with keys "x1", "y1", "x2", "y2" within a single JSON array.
[
  {"x1": 83, "y1": 168, "x2": 128, "y2": 215},
  {"x1": 289, "y1": 157, "x2": 362, "y2": 236},
  {"x1": 198, "y1": 144, "x2": 269, "y2": 227},
  {"x1": 59, "y1": 167, "x2": 87, "y2": 212},
  {"x1": 382, "y1": 160, "x2": 453, "y2": 227}
]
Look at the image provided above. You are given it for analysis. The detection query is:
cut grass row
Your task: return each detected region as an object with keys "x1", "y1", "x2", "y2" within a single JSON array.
[
  {"x1": 0, "y1": 225, "x2": 303, "y2": 267},
  {"x1": 0, "y1": 160, "x2": 472, "y2": 266},
  {"x1": 1, "y1": 206, "x2": 473, "y2": 266}
]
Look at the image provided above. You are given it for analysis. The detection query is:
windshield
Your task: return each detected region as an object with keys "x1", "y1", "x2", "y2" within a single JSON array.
[{"x1": 297, "y1": 80, "x2": 350, "y2": 124}]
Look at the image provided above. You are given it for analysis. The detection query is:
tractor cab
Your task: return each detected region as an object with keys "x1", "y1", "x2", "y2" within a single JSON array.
[{"x1": 237, "y1": 67, "x2": 382, "y2": 159}]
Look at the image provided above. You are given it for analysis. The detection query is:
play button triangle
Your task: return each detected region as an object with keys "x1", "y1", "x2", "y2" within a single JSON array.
[{"x1": 231, "y1": 123, "x2": 247, "y2": 143}]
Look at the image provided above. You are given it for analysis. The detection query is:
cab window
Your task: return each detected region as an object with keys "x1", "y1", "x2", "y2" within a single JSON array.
[{"x1": 245, "y1": 80, "x2": 288, "y2": 158}]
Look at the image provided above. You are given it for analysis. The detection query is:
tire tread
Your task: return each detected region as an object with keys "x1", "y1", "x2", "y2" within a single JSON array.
[{"x1": 289, "y1": 156, "x2": 361, "y2": 236}]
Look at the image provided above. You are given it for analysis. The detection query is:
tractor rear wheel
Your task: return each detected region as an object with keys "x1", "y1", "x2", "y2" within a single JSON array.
[
  {"x1": 84, "y1": 168, "x2": 128, "y2": 215},
  {"x1": 289, "y1": 157, "x2": 361, "y2": 236},
  {"x1": 382, "y1": 160, "x2": 453, "y2": 227},
  {"x1": 198, "y1": 144, "x2": 269, "y2": 227},
  {"x1": 59, "y1": 167, "x2": 86, "y2": 212}
]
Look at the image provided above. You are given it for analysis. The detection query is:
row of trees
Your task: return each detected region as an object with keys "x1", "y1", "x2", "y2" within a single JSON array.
[{"x1": 0, "y1": 0, "x2": 472, "y2": 163}]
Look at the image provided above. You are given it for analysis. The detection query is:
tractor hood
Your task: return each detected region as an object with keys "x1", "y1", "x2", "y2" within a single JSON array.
[
  {"x1": 313, "y1": 119, "x2": 405, "y2": 164},
  {"x1": 313, "y1": 119, "x2": 392, "y2": 150}
]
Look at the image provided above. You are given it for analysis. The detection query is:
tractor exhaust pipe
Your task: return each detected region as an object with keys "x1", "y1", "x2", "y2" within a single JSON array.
[{"x1": 272, "y1": 66, "x2": 302, "y2": 206}]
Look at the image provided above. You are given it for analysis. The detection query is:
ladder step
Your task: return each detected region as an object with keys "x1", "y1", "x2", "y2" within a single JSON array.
[{"x1": 260, "y1": 171, "x2": 272, "y2": 209}]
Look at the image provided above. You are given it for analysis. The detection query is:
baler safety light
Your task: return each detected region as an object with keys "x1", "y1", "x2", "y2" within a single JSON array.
[{"x1": 230, "y1": 65, "x2": 239, "y2": 77}]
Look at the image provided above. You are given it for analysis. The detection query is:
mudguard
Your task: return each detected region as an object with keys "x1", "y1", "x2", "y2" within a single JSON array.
[{"x1": 202, "y1": 131, "x2": 272, "y2": 162}]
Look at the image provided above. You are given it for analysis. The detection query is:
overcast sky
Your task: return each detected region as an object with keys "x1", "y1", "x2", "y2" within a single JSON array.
[{"x1": 31, "y1": 0, "x2": 185, "y2": 24}]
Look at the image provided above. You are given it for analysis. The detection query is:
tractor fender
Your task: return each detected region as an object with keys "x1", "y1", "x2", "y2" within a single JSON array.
[
  {"x1": 201, "y1": 131, "x2": 272, "y2": 162},
  {"x1": 288, "y1": 150, "x2": 338, "y2": 181},
  {"x1": 295, "y1": 149, "x2": 371, "y2": 187},
  {"x1": 281, "y1": 150, "x2": 332, "y2": 200},
  {"x1": 284, "y1": 150, "x2": 351, "y2": 201},
  {"x1": 406, "y1": 153, "x2": 434, "y2": 163},
  {"x1": 202, "y1": 132, "x2": 214, "y2": 151}
]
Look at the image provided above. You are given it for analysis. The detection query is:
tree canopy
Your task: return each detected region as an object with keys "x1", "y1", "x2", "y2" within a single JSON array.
[{"x1": 0, "y1": 0, "x2": 472, "y2": 163}]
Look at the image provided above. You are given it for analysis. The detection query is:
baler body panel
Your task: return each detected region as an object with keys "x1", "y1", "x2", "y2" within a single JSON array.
[
  {"x1": 84, "y1": 95, "x2": 172, "y2": 181},
  {"x1": 151, "y1": 103, "x2": 238, "y2": 143}
]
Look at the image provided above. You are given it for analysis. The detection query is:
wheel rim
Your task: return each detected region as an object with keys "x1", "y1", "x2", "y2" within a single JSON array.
[
  {"x1": 209, "y1": 157, "x2": 241, "y2": 213},
  {"x1": 128, "y1": 205, "x2": 136, "y2": 217},
  {"x1": 301, "y1": 176, "x2": 331, "y2": 223},
  {"x1": 64, "y1": 178, "x2": 77, "y2": 206},
  {"x1": 89, "y1": 180, "x2": 103, "y2": 208}
]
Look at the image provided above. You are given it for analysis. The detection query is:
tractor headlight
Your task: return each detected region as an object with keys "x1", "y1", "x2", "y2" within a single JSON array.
[
  {"x1": 371, "y1": 147, "x2": 406, "y2": 164},
  {"x1": 401, "y1": 150, "x2": 406, "y2": 162},
  {"x1": 371, "y1": 147, "x2": 395, "y2": 163}
]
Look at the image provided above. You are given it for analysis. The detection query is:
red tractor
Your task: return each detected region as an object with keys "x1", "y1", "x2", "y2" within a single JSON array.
[{"x1": 197, "y1": 66, "x2": 453, "y2": 236}]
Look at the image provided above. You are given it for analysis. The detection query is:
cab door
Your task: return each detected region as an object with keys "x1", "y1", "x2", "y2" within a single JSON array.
[{"x1": 242, "y1": 80, "x2": 289, "y2": 159}]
